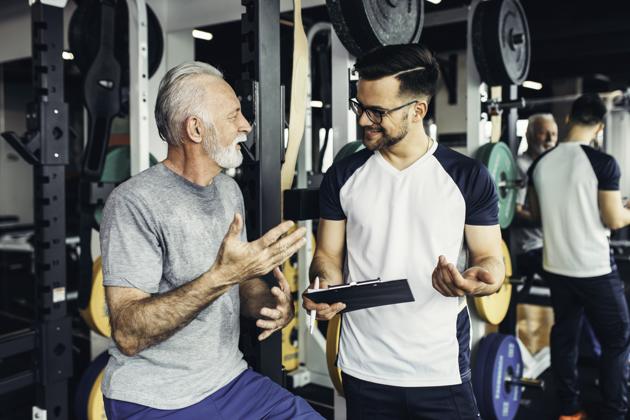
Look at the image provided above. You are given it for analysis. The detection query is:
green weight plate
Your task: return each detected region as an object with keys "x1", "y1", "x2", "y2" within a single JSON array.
[
  {"x1": 93, "y1": 146, "x2": 158, "y2": 229},
  {"x1": 476, "y1": 142, "x2": 516, "y2": 229},
  {"x1": 333, "y1": 140, "x2": 365, "y2": 164}
]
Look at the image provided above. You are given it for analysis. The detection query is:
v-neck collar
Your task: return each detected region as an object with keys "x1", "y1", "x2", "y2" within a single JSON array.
[{"x1": 374, "y1": 140, "x2": 438, "y2": 177}]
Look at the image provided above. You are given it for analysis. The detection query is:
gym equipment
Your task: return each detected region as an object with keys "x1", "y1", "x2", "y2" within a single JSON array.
[
  {"x1": 280, "y1": 0, "x2": 309, "y2": 202},
  {"x1": 332, "y1": 140, "x2": 365, "y2": 164},
  {"x1": 472, "y1": 0, "x2": 531, "y2": 87},
  {"x1": 476, "y1": 142, "x2": 518, "y2": 229},
  {"x1": 473, "y1": 333, "x2": 544, "y2": 420},
  {"x1": 74, "y1": 350, "x2": 110, "y2": 420},
  {"x1": 326, "y1": 314, "x2": 344, "y2": 397},
  {"x1": 326, "y1": 0, "x2": 424, "y2": 58},
  {"x1": 282, "y1": 301, "x2": 300, "y2": 371},
  {"x1": 0, "y1": 2, "x2": 73, "y2": 418},
  {"x1": 474, "y1": 239, "x2": 512, "y2": 325},
  {"x1": 69, "y1": 0, "x2": 163, "y2": 181},
  {"x1": 80, "y1": 256, "x2": 110, "y2": 338}
]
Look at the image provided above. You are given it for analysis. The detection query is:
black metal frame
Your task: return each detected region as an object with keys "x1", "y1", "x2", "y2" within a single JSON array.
[
  {"x1": 236, "y1": 0, "x2": 285, "y2": 387},
  {"x1": 0, "y1": 2, "x2": 72, "y2": 418}
]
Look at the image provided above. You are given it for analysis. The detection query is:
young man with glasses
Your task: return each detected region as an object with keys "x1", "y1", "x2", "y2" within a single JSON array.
[{"x1": 302, "y1": 43, "x2": 504, "y2": 419}]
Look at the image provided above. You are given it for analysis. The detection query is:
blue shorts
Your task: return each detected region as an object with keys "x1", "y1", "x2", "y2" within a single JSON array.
[{"x1": 103, "y1": 368, "x2": 323, "y2": 420}]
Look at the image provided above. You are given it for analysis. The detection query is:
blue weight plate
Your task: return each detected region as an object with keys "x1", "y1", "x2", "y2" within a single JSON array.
[
  {"x1": 75, "y1": 351, "x2": 111, "y2": 420},
  {"x1": 484, "y1": 334, "x2": 523, "y2": 420},
  {"x1": 472, "y1": 332, "x2": 501, "y2": 418}
]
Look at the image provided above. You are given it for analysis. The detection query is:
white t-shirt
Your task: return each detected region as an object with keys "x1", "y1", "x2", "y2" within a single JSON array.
[
  {"x1": 319, "y1": 142, "x2": 499, "y2": 387},
  {"x1": 529, "y1": 142, "x2": 620, "y2": 277}
]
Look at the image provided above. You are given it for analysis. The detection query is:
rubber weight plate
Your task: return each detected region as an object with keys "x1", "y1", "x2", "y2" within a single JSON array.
[
  {"x1": 472, "y1": 0, "x2": 531, "y2": 86},
  {"x1": 326, "y1": 314, "x2": 344, "y2": 397},
  {"x1": 80, "y1": 256, "x2": 111, "y2": 338},
  {"x1": 474, "y1": 239, "x2": 511, "y2": 325},
  {"x1": 476, "y1": 142, "x2": 517, "y2": 229},
  {"x1": 333, "y1": 140, "x2": 365, "y2": 164},
  {"x1": 474, "y1": 333, "x2": 523, "y2": 420},
  {"x1": 75, "y1": 351, "x2": 110, "y2": 420},
  {"x1": 326, "y1": 0, "x2": 423, "y2": 58}
]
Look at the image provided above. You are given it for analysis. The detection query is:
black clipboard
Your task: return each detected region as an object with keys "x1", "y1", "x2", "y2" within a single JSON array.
[{"x1": 306, "y1": 278, "x2": 414, "y2": 313}]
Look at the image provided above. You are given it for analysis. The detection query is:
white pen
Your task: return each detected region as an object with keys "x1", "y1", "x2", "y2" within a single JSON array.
[{"x1": 310, "y1": 276, "x2": 319, "y2": 334}]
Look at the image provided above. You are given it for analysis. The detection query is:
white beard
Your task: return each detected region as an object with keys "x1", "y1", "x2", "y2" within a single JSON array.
[{"x1": 204, "y1": 131, "x2": 246, "y2": 168}]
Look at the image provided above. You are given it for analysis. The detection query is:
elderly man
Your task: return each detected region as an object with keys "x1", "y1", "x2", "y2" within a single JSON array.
[
  {"x1": 529, "y1": 94, "x2": 630, "y2": 420},
  {"x1": 99, "y1": 62, "x2": 323, "y2": 420},
  {"x1": 303, "y1": 43, "x2": 504, "y2": 420},
  {"x1": 513, "y1": 113, "x2": 558, "y2": 280}
]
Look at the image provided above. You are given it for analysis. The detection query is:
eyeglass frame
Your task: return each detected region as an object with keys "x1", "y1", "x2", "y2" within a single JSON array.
[{"x1": 349, "y1": 99, "x2": 421, "y2": 124}]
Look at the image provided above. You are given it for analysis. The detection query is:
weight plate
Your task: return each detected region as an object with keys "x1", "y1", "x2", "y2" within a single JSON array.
[
  {"x1": 474, "y1": 239, "x2": 511, "y2": 325},
  {"x1": 476, "y1": 142, "x2": 517, "y2": 229},
  {"x1": 475, "y1": 333, "x2": 523, "y2": 420},
  {"x1": 282, "y1": 301, "x2": 300, "y2": 371},
  {"x1": 326, "y1": 0, "x2": 423, "y2": 58},
  {"x1": 87, "y1": 370, "x2": 107, "y2": 420},
  {"x1": 75, "y1": 351, "x2": 110, "y2": 420},
  {"x1": 326, "y1": 314, "x2": 344, "y2": 397},
  {"x1": 472, "y1": 0, "x2": 531, "y2": 86},
  {"x1": 69, "y1": 0, "x2": 164, "y2": 80},
  {"x1": 472, "y1": 333, "x2": 500, "y2": 418},
  {"x1": 80, "y1": 256, "x2": 111, "y2": 338},
  {"x1": 333, "y1": 140, "x2": 366, "y2": 164}
]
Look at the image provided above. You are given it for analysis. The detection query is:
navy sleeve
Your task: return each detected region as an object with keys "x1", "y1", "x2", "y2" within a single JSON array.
[
  {"x1": 433, "y1": 145, "x2": 499, "y2": 226},
  {"x1": 465, "y1": 163, "x2": 499, "y2": 225},
  {"x1": 581, "y1": 145, "x2": 620, "y2": 191},
  {"x1": 319, "y1": 164, "x2": 346, "y2": 220}
]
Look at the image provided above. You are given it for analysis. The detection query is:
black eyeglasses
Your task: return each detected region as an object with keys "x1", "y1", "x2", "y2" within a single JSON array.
[{"x1": 349, "y1": 99, "x2": 419, "y2": 124}]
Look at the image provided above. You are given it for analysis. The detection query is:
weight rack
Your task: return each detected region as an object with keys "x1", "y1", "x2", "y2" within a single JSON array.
[{"x1": 0, "y1": 2, "x2": 73, "y2": 419}]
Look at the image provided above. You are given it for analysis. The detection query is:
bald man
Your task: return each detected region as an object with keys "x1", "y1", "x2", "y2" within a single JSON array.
[{"x1": 99, "y1": 62, "x2": 323, "y2": 420}]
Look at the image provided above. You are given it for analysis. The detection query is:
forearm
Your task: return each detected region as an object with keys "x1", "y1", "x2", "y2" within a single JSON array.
[
  {"x1": 239, "y1": 278, "x2": 276, "y2": 319},
  {"x1": 469, "y1": 255, "x2": 505, "y2": 297},
  {"x1": 109, "y1": 271, "x2": 230, "y2": 357},
  {"x1": 514, "y1": 209, "x2": 540, "y2": 228},
  {"x1": 309, "y1": 254, "x2": 344, "y2": 286}
]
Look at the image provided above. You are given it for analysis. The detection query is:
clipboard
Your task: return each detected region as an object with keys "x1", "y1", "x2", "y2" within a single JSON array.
[{"x1": 306, "y1": 278, "x2": 414, "y2": 313}]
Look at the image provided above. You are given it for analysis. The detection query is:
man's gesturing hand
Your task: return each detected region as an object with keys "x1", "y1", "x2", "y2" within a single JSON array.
[
  {"x1": 211, "y1": 213, "x2": 307, "y2": 286},
  {"x1": 256, "y1": 267, "x2": 294, "y2": 341},
  {"x1": 432, "y1": 255, "x2": 499, "y2": 297}
]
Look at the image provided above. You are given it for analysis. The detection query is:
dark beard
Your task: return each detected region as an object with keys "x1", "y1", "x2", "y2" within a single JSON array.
[{"x1": 363, "y1": 117, "x2": 409, "y2": 151}]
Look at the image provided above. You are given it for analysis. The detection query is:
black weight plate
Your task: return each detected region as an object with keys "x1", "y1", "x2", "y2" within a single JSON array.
[
  {"x1": 69, "y1": 0, "x2": 164, "y2": 80},
  {"x1": 327, "y1": 0, "x2": 423, "y2": 58},
  {"x1": 472, "y1": 0, "x2": 530, "y2": 86},
  {"x1": 74, "y1": 350, "x2": 110, "y2": 420},
  {"x1": 326, "y1": 0, "x2": 364, "y2": 58}
]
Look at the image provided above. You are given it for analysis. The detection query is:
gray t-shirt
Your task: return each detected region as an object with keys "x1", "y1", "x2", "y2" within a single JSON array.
[
  {"x1": 99, "y1": 163, "x2": 248, "y2": 409},
  {"x1": 513, "y1": 154, "x2": 543, "y2": 254}
]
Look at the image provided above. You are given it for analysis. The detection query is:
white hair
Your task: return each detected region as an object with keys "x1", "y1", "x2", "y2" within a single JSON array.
[
  {"x1": 155, "y1": 61, "x2": 224, "y2": 147},
  {"x1": 527, "y1": 113, "x2": 555, "y2": 138}
]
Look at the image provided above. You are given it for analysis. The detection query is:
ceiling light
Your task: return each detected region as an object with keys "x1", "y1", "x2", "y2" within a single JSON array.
[
  {"x1": 522, "y1": 81, "x2": 543, "y2": 90},
  {"x1": 310, "y1": 100, "x2": 323, "y2": 108},
  {"x1": 426, "y1": 0, "x2": 442, "y2": 4},
  {"x1": 62, "y1": 51, "x2": 74, "y2": 60},
  {"x1": 192, "y1": 30, "x2": 213, "y2": 41}
]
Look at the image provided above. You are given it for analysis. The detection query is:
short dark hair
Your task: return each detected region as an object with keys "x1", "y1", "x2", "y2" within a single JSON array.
[
  {"x1": 353, "y1": 43, "x2": 440, "y2": 103},
  {"x1": 569, "y1": 94, "x2": 607, "y2": 126}
]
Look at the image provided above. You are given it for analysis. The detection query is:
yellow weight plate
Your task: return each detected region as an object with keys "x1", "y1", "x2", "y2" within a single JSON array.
[
  {"x1": 474, "y1": 239, "x2": 512, "y2": 325},
  {"x1": 282, "y1": 301, "x2": 299, "y2": 371},
  {"x1": 281, "y1": 226, "x2": 316, "y2": 293},
  {"x1": 326, "y1": 314, "x2": 344, "y2": 397},
  {"x1": 80, "y1": 256, "x2": 111, "y2": 338},
  {"x1": 86, "y1": 369, "x2": 106, "y2": 420}
]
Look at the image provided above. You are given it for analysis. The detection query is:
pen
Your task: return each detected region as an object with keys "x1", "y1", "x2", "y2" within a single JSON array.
[{"x1": 310, "y1": 277, "x2": 319, "y2": 334}]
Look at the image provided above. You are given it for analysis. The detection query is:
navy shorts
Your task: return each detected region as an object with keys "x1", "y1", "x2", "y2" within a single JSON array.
[
  {"x1": 342, "y1": 371, "x2": 480, "y2": 420},
  {"x1": 103, "y1": 367, "x2": 323, "y2": 420}
]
